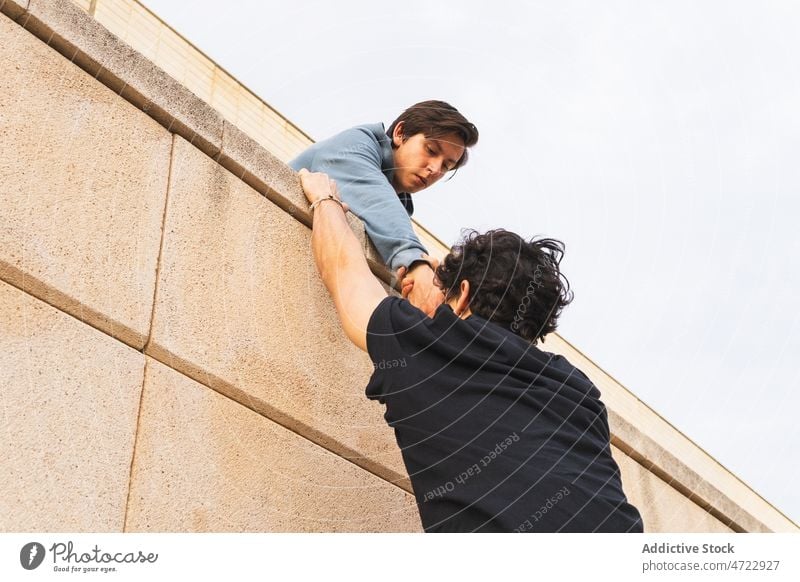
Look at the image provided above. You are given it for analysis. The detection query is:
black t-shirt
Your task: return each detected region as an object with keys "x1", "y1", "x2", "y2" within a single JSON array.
[{"x1": 366, "y1": 297, "x2": 643, "y2": 533}]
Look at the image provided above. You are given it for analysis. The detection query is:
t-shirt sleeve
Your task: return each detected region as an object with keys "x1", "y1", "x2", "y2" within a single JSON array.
[{"x1": 365, "y1": 296, "x2": 426, "y2": 402}]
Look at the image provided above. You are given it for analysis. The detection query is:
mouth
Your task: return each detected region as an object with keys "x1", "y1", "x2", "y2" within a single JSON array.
[{"x1": 415, "y1": 175, "x2": 428, "y2": 188}]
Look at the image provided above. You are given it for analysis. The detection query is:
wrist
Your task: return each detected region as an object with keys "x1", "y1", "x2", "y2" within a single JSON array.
[{"x1": 309, "y1": 194, "x2": 345, "y2": 213}]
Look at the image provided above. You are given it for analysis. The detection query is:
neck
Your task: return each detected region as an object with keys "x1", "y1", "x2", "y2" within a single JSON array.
[{"x1": 446, "y1": 300, "x2": 472, "y2": 320}]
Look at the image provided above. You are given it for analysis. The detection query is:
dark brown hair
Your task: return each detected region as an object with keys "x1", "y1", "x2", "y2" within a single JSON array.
[
  {"x1": 386, "y1": 100, "x2": 479, "y2": 169},
  {"x1": 436, "y1": 229, "x2": 573, "y2": 343}
]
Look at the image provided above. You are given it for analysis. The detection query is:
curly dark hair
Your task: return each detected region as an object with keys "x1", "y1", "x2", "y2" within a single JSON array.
[{"x1": 435, "y1": 229, "x2": 573, "y2": 343}]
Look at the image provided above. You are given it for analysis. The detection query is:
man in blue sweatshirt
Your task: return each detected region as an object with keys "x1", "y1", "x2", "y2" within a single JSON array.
[{"x1": 289, "y1": 100, "x2": 478, "y2": 315}]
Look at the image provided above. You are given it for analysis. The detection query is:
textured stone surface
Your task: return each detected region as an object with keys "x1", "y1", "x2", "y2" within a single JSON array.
[
  {"x1": 0, "y1": 281, "x2": 144, "y2": 532},
  {"x1": 219, "y1": 121, "x2": 312, "y2": 224},
  {"x1": 0, "y1": 11, "x2": 172, "y2": 349},
  {"x1": 220, "y1": 120, "x2": 392, "y2": 277},
  {"x1": 1, "y1": 0, "x2": 793, "y2": 534},
  {"x1": 126, "y1": 358, "x2": 421, "y2": 532},
  {"x1": 21, "y1": 0, "x2": 223, "y2": 157},
  {"x1": 148, "y1": 137, "x2": 409, "y2": 490},
  {"x1": 611, "y1": 445, "x2": 733, "y2": 533},
  {"x1": 607, "y1": 409, "x2": 766, "y2": 532}
]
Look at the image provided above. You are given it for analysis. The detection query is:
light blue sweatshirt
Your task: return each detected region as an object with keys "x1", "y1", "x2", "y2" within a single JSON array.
[{"x1": 289, "y1": 123, "x2": 428, "y2": 272}]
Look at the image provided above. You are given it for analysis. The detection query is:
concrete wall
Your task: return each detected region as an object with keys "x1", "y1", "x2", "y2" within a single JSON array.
[{"x1": 1, "y1": 0, "x2": 796, "y2": 532}]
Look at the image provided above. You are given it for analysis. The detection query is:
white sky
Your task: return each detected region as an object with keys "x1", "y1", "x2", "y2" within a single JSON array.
[{"x1": 142, "y1": 0, "x2": 800, "y2": 525}]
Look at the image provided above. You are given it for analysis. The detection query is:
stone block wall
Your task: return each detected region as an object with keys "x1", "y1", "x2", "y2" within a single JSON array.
[{"x1": 1, "y1": 0, "x2": 796, "y2": 532}]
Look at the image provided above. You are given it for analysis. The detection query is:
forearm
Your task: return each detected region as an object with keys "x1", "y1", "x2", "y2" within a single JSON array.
[
  {"x1": 345, "y1": 192, "x2": 429, "y2": 271},
  {"x1": 299, "y1": 168, "x2": 388, "y2": 350},
  {"x1": 293, "y1": 134, "x2": 429, "y2": 271},
  {"x1": 311, "y1": 201, "x2": 369, "y2": 294}
]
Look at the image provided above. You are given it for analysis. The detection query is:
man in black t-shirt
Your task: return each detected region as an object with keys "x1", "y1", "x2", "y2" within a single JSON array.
[{"x1": 298, "y1": 169, "x2": 643, "y2": 533}]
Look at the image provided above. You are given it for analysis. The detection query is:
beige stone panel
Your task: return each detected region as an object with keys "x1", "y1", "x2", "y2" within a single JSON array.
[
  {"x1": 611, "y1": 445, "x2": 732, "y2": 533},
  {"x1": 148, "y1": 137, "x2": 410, "y2": 491},
  {"x1": 218, "y1": 120, "x2": 390, "y2": 279},
  {"x1": 127, "y1": 358, "x2": 421, "y2": 532},
  {"x1": 218, "y1": 122, "x2": 370, "y2": 258},
  {"x1": 19, "y1": 0, "x2": 224, "y2": 157},
  {"x1": 90, "y1": 0, "x2": 315, "y2": 162},
  {"x1": 0, "y1": 281, "x2": 144, "y2": 532},
  {"x1": 0, "y1": 11, "x2": 172, "y2": 349},
  {"x1": 219, "y1": 120, "x2": 313, "y2": 225},
  {"x1": 71, "y1": 0, "x2": 90, "y2": 12}
]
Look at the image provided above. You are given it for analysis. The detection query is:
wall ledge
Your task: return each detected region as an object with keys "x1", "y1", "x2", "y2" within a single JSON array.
[{"x1": 2, "y1": 0, "x2": 795, "y2": 532}]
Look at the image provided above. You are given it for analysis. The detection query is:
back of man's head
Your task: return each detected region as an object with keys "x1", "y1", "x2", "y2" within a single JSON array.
[
  {"x1": 387, "y1": 100, "x2": 479, "y2": 169},
  {"x1": 436, "y1": 229, "x2": 573, "y2": 343}
]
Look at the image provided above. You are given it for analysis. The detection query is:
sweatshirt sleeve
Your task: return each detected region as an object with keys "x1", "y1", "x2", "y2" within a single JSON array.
[{"x1": 289, "y1": 127, "x2": 429, "y2": 271}]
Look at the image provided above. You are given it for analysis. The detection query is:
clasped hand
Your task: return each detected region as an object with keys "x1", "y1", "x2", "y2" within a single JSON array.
[{"x1": 396, "y1": 255, "x2": 445, "y2": 317}]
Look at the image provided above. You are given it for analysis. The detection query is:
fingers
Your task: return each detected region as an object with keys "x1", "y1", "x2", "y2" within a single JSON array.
[
  {"x1": 404, "y1": 281, "x2": 444, "y2": 316},
  {"x1": 298, "y1": 169, "x2": 335, "y2": 193},
  {"x1": 399, "y1": 268, "x2": 413, "y2": 298},
  {"x1": 299, "y1": 170, "x2": 347, "y2": 210}
]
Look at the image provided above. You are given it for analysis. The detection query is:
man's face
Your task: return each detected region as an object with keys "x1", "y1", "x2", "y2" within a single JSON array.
[{"x1": 391, "y1": 125, "x2": 466, "y2": 194}]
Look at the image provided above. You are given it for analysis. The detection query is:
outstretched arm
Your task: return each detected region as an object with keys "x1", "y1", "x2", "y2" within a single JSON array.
[
  {"x1": 290, "y1": 127, "x2": 429, "y2": 272},
  {"x1": 291, "y1": 128, "x2": 444, "y2": 316},
  {"x1": 299, "y1": 169, "x2": 387, "y2": 352}
]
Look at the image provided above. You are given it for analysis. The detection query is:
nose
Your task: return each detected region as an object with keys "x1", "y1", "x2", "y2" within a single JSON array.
[{"x1": 427, "y1": 158, "x2": 444, "y2": 178}]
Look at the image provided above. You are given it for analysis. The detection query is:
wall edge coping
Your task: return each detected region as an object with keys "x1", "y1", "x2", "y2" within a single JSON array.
[{"x1": 2, "y1": 0, "x2": 795, "y2": 532}]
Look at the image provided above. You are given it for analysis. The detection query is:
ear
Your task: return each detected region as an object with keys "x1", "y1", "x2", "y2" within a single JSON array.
[
  {"x1": 392, "y1": 121, "x2": 406, "y2": 147},
  {"x1": 454, "y1": 279, "x2": 471, "y2": 317}
]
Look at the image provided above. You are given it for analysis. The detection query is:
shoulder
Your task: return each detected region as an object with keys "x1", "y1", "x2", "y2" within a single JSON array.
[
  {"x1": 367, "y1": 296, "x2": 426, "y2": 336},
  {"x1": 333, "y1": 123, "x2": 391, "y2": 164},
  {"x1": 344, "y1": 123, "x2": 389, "y2": 143},
  {"x1": 321, "y1": 123, "x2": 387, "y2": 155},
  {"x1": 292, "y1": 123, "x2": 388, "y2": 172},
  {"x1": 535, "y1": 348, "x2": 599, "y2": 395},
  {"x1": 366, "y1": 296, "x2": 434, "y2": 356}
]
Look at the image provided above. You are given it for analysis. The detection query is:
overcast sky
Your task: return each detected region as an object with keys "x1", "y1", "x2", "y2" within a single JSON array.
[{"x1": 142, "y1": 0, "x2": 800, "y2": 525}]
